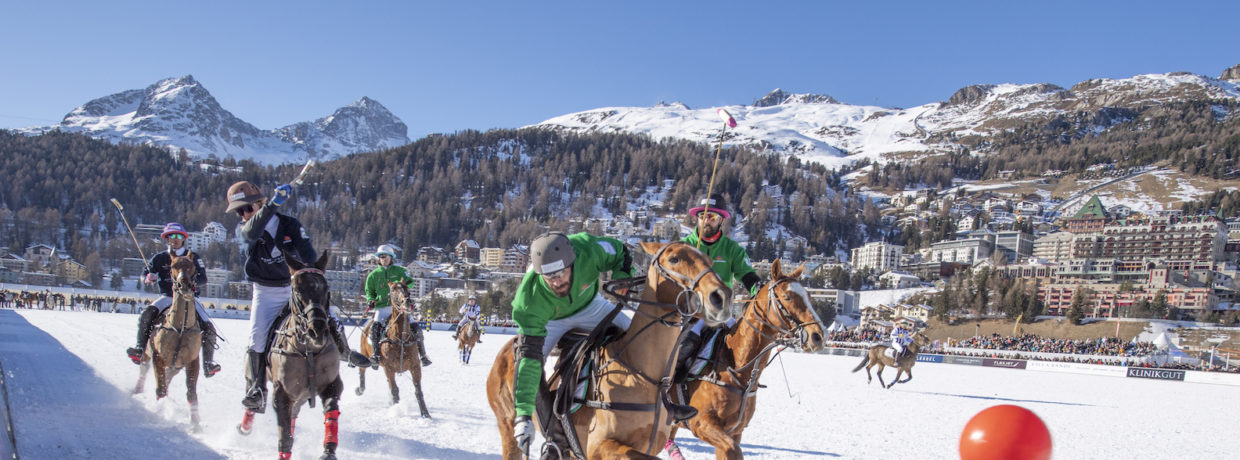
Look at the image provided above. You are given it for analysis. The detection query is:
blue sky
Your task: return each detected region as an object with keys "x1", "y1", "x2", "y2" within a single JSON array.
[{"x1": 2, "y1": 1, "x2": 1237, "y2": 139}]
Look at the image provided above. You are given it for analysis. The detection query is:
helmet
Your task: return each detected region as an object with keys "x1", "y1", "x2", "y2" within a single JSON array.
[
  {"x1": 160, "y1": 222, "x2": 188, "y2": 238},
  {"x1": 225, "y1": 181, "x2": 266, "y2": 213},
  {"x1": 376, "y1": 244, "x2": 398, "y2": 258},
  {"x1": 468, "y1": 294, "x2": 477, "y2": 300},
  {"x1": 530, "y1": 232, "x2": 575, "y2": 275},
  {"x1": 688, "y1": 193, "x2": 731, "y2": 219}
]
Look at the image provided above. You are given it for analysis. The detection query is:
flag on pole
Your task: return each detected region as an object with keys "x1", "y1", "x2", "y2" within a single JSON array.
[{"x1": 717, "y1": 108, "x2": 737, "y2": 128}]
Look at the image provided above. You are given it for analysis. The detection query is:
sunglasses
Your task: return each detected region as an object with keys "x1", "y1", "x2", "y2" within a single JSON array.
[
  {"x1": 166, "y1": 234, "x2": 185, "y2": 240},
  {"x1": 696, "y1": 211, "x2": 723, "y2": 222},
  {"x1": 542, "y1": 267, "x2": 571, "y2": 279},
  {"x1": 235, "y1": 204, "x2": 256, "y2": 216}
]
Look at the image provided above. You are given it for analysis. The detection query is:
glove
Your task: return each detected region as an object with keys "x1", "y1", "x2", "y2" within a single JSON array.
[
  {"x1": 368, "y1": 301, "x2": 377, "y2": 310},
  {"x1": 271, "y1": 184, "x2": 292, "y2": 207},
  {"x1": 513, "y1": 415, "x2": 534, "y2": 453},
  {"x1": 144, "y1": 273, "x2": 157, "y2": 285}
]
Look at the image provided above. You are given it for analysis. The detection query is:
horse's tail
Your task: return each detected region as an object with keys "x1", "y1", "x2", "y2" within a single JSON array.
[{"x1": 851, "y1": 354, "x2": 870, "y2": 373}]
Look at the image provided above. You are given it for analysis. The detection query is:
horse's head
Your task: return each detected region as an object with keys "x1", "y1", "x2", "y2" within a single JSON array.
[
  {"x1": 752, "y1": 259, "x2": 825, "y2": 352},
  {"x1": 638, "y1": 241, "x2": 732, "y2": 326},
  {"x1": 287, "y1": 250, "x2": 332, "y2": 348},
  {"x1": 169, "y1": 256, "x2": 196, "y2": 297}
]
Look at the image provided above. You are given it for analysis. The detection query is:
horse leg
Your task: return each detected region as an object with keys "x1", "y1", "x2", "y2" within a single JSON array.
[
  {"x1": 875, "y1": 364, "x2": 887, "y2": 389},
  {"x1": 900, "y1": 368, "x2": 913, "y2": 384},
  {"x1": 689, "y1": 414, "x2": 743, "y2": 460},
  {"x1": 319, "y1": 378, "x2": 343, "y2": 460},
  {"x1": 154, "y1": 355, "x2": 169, "y2": 399},
  {"x1": 384, "y1": 365, "x2": 400, "y2": 406},
  {"x1": 274, "y1": 390, "x2": 295, "y2": 459},
  {"x1": 410, "y1": 364, "x2": 431, "y2": 418},
  {"x1": 886, "y1": 369, "x2": 901, "y2": 389},
  {"x1": 187, "y1": 358, "x2": 201, "y2": 432},
  {"x1": 355, "y1": 365, "x2": 367, "y2": 396},
  {"x1": 134, "y1": 359, "x2": 150, "y2": 394},
  {"x1": 594, "y1": 438, "x2": 661, "y2": 459}
]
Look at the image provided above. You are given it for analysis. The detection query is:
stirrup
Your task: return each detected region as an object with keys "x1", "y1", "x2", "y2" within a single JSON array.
[
  {"x1": 369, "y1": 354, "x2": 382, "y2": 369},
  {"x1": 539, "y1": 441, "x2": 564, "y2": 460},
  {"x1": 421, "y1": 355, "x2": 433, "y2": 367},
  {"x1": 126, "y1": 347, "x2": 143, "y2": 365},
  {"x1": 242, "y1": 387, "x2": 268, "y2": 414}
]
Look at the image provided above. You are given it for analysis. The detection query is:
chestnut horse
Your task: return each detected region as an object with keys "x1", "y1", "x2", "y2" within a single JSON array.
[
  {"x1": 457, "y1": 316, "x2": 481, "y2": 364},
  {"x1": 239, "y1": 252, "x2": 346, "y2": 460},
  {"x1": 134, "y1": 256, "x2": 204, "y2": 431},
  {"x1": 667, "y1": 259, "x2": 827, "y2": 460},
  {"x1": 851, "y1": 331, "x2": 929, "y2": 388},
  {"x1": 357, "y1": 282, "x2": 431, "y2": 417},
  {"x1": 486, "y1": 241, "x2": 733, "y2": 460}
]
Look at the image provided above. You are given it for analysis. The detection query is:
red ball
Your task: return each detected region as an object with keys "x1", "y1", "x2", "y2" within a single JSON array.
[{"x1": 959, "y1": 404, "x2": 1052, "y2": 460}]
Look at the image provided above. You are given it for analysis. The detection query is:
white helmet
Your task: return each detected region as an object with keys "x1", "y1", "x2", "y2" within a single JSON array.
[{"x1": 376, "y1": 244, "x2": 398, "y2": 258}]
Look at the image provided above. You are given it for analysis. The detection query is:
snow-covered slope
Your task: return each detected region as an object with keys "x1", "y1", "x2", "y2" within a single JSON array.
[
  {"x1": 534, "y1": 70, "x2": 1240, "y2": 170},
  {"x1": 28, "y1": 76, "x2": 409, "y2": 165}
]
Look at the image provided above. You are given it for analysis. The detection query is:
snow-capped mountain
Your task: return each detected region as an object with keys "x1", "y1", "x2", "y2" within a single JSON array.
[
  {"x1": 31, "y1": 75, "x2": 409, "y2": 165},
  {"x1": 533, "y1": 66, "x2": 1240, "y2": 170}
]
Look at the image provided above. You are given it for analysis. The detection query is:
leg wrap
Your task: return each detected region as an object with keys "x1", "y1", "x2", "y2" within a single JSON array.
[{"x1": 324, "y1": 409, "x2": 340, "y2": 446}]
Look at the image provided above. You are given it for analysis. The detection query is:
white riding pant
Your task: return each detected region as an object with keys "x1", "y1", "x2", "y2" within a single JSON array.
[
  {"x1": 541, "y1": 294, "x2": 632, "y2": 358},
  {"x1": 246, "y1": 283, "x2": 344, "y2": 352},
  {"x1": 687, "y1": 316, "x2": 737, "y2": 335},
  {"x1": 150, "y1": 296, "x2": 214, "y2": 325}
]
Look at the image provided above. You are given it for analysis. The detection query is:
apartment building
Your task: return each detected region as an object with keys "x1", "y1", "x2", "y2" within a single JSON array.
[{"x1": 851, "y1": 241, "x2": 904, "y2": 272}]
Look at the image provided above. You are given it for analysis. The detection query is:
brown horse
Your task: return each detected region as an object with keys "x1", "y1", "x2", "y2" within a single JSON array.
[
  {"x1": 356, "y1": 282, "x2": 431, "y2": 417},
  {"x1": 851, "y1": 331, "x2": 929, "y2": 388},
  {"x1": 457, "y1": 316, "x2": 481, "y2": 364},
  {"x1": 241, "y1": 252, "x2": 345, "y2": 460},
  {"x1": 134, "y1": 256, "x2": 203, "y2": 431},
  {"x1": 667, "y1": 259, "x2": 827, "y2": 460},
  {"x1": 486, "y1": 241, "x2": 733, "y2": 460}
]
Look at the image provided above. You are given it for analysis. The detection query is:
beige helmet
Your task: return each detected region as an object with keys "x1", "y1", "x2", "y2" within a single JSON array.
[
  {"x1": 225, "y1": 181, "x2": 266, "y2": 213},
  {"x1": 530, "y1": 232, "x2": 575, "y2": 274}
]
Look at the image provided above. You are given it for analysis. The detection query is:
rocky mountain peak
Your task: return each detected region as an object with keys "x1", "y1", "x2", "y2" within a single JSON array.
[
  {"x1": 1222, "y1": 63, "x2": 1240, "y2": 81},
  {"x1": 753, "y1": 89, "x2": 837, "y2": 107}
]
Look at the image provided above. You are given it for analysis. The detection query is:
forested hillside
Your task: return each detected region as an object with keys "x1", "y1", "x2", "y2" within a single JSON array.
[{"x1": 0, "y1": 129, "x2": 880, "y2": 276}]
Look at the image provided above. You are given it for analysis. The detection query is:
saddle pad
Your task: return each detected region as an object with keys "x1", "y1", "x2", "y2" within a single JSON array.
[
  {"x1": 884, "y1": 347, "x2": 897, "y2": 360},
  {"x1": 552, "y1": 325, "x2": 622, "y2": 416}
]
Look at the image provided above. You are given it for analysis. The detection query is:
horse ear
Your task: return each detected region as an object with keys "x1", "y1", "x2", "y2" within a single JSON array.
[
  {"x1": 788, "y1": 263, "x2": 807, "y2": 279},
  {"x1": 638, "y1": 241, "x2": 666, "y2": 255},
  {"x1": 316, "y1": 250, "x2": 331, "y2": 271},
  {"x1": 771, "y1": 259, "x2": 783, "y2": 278},
  {"x1": 286, "y1": 254, "x2": 306, "y2": 272}
]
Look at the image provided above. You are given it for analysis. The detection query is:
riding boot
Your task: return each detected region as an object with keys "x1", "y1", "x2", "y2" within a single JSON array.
[
  {"x1": 126, "y1": 306, "x2": 159, "y2": 364},
  {"x1": 369, "y1": 320, "x2": 385, "y2": 367},
  {"x1": 329, "y1": 316, "x2": 372, "y2": 368},
  {"x1": 200, "y1": 320, "x2": 221, "y2": 378},
  {"x1": 662, "y1": 391, "x2": 699, "y2": 424},
  {"x1": 242, "y1": 350, "x2": 269, "y2": 413},
  {"x1": 415, "y1": 327, "x2": 432, "y2": 367},
  {"x1": 672, "y1": 331, "x2": 703, "y2": 384}
]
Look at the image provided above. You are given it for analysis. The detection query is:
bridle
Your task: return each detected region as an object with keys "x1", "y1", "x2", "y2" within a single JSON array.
[
  {"x1": 740, "y1": 277, "x2": 818, "y2": 348},
  {"x1": 627, "y1": 242, "x2": 722, "y2": 321}
]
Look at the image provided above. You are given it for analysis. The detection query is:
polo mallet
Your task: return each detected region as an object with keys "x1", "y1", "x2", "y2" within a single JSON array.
[
  {"x1": 109, "y1": 198, "x2": 151, "y2": 271},
  {"x1": 696, "y1": 108, "x2": 738, "y2": 250},
  {"x1": 291, "y1": 159, "x2": 316, "y2": 186}
]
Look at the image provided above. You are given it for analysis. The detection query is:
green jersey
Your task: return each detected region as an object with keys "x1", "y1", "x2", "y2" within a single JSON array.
[
  {"x1": 364, "y1": 264, "x2": 413, "y2": 309},
  {"x1": 512, "y1": 233, "x2": 632, "y2": 337},
  {"x1": 511, "y1": 232, "x2": 632, "y2": 417},
  {"x1": 682, "y1": 231, "x2": 759, "y2": 296}
]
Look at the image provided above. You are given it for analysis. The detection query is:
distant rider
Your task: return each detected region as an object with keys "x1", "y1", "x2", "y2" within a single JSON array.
[
  {"x1": 364, "y1": 244, "x2": 432, "y2": 367},
  {"x1": 451, "y1": 294, "x2": 483, "y2": 343},
  {"x1": 891, "y1": 325, "x2": 913, "y2": 360},
  {"x1": 124, "y1": 222, "x2": 221, "y2": 378}
]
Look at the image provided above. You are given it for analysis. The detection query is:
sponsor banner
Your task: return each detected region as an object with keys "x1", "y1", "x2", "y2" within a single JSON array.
[
  {"x1": 944, "y1": 356, "x2": 984, "y2": 366},
  {"x1": 1125, "y1": 367, "x2": 1186, "y2": 381},
  {"x1": 916, "y1": 354, "x2": 944, "y2": 363},
  {"x1": 1026, "y1": 360, "x2": 1128, "y2": 377},
  {"x1": 823, "y1": 347, "x2": 865, "y2": 357},
  {"x1": 983, "y1": 358, "x2": 1027, "y2": 369},
  {"x1": 1184, "y1": 371, "x2": 1240, "y2": 386}
]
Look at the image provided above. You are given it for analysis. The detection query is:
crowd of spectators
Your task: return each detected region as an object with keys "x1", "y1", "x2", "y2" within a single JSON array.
[
  {"x1": 826, "y1": 327, "x2": 1239, "y2": 374},
  {"x1": 951, "y1": 333, "x2": 1159, "y2": 358}
]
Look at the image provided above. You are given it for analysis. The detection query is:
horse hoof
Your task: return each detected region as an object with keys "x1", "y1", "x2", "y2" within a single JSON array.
[
  {"x1": 355, "y1": 387, "x2": 364, "y2": 396},
  {"x1": 420, "y1": 411, "x2": 431, "y2": 419},
  {"x1": 236, "y1": 424, "x2": 251, "y2": 436},
  {"x1": 190, "y1": 424, "x2": 202, "y2": 434},
  {"x1": 319, "y1": 453, "x2": 337, "y2": 460}
]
